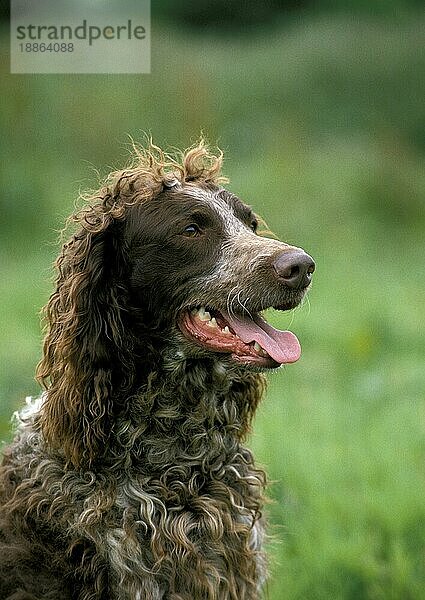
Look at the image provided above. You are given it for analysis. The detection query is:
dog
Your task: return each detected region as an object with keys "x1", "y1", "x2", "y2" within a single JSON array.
[{"x1": 0, "y1": 141, "x2": 314, "y2": 599}]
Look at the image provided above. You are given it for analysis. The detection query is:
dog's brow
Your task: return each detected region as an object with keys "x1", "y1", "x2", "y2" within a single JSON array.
[
  {"x1": 217, "y1": 190, "x2": 254, "y2": 223},
  {"x1": 182, "y1": 187, "x2": 247, "y2": 235}
]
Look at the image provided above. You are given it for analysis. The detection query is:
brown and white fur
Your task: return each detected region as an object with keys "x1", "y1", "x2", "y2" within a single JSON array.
[{"x1": 0, "y1": 141, "x2": 314, "y2": 600}]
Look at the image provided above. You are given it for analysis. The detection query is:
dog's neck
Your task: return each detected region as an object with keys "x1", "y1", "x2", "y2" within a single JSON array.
[{"x1": 109, "y1": 356, "x2": 265, "y2": 476}]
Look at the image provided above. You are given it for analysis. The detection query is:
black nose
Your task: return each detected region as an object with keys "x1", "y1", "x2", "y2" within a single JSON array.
[{"x1": 273, "y1": 250, "x2": 315, "y2": 289}]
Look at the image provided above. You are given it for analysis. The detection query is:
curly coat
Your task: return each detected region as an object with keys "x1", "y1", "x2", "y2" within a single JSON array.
[{"x1": 0, "y1": 141, "x2": 313, "y2": 600}]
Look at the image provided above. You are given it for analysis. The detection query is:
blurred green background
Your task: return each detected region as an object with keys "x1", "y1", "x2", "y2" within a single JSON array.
[{"x1": 1, "y1": 1, "x2": 424, "y2": 598}]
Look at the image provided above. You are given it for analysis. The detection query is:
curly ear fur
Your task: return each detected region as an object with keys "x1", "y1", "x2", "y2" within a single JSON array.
[
  {"x1": 36, "y1": 140, "x2": 225, "y2": 468},
  {"x1": 37, "y1": 207, "x2": 130, "y2": 468}
]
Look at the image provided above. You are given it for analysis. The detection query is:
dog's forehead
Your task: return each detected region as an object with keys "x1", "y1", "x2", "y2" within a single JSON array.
[{"x1": 183, "y1": 186, "x2": 253, "y2": 233}]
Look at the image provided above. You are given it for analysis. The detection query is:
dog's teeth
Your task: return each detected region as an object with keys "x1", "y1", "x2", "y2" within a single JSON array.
[
  {"x1": 222, "y1": 326, "x2": 230, "y2": 335},
  {"x1": 207, "y1": 317, "x2": 218, "y2": 328},
  {"x1": 253, "y1": 342, "x2": 270, "y2": 357},
  {"x1": 198, "y1": 307, "x2": 211, "y2": 321}
]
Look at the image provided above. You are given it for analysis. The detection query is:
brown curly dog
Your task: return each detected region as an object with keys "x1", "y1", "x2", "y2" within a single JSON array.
[{"x1": 0, "y1": 141, "x2": 314, "y2": 600}]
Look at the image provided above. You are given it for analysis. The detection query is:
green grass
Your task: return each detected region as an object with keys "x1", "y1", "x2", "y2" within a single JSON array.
[{"x1": 1, "y1": 12, "x2": 424, "y2": 599}]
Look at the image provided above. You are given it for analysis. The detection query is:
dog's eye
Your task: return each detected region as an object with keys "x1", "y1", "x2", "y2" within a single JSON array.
[
  {"x1": 250, "y1": 219, "x2": 258, "y2": 233},
  {"x1": 183, "y1": 224, "x2": 202, "y2": 237}
]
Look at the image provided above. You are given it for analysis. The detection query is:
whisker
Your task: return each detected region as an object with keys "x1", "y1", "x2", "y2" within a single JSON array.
[{"x1": 236, "y1": 290, "x2": 253, "y2": 319}]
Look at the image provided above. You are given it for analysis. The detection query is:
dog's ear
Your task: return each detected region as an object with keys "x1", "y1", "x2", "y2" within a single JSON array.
[{"x1": 37, "y1": 202, "x2": 134, "y2": 469}]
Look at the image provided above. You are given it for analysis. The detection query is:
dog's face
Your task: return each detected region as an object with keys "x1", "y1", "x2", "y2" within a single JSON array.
[{"x1": 125, "y1": 183, "x2": 314, "y2": 369}]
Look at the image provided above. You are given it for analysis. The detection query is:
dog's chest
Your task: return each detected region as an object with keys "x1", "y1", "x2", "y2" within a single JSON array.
[{"x1": 104, "y1": 473, "x2": 264, "y2": 599}]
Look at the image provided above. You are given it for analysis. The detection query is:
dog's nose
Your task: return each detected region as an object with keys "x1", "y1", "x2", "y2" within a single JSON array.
[{"x1": 273, "y1": 250, "x2": 315, "y2": 289}]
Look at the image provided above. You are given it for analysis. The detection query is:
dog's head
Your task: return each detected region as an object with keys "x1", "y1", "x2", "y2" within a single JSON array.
[
  {"x1": 38, "y1": 141, "x2": 314, "y2": 467},
  {"x1": 125, "y1": 181, "x2": 314, "y2": 369}
]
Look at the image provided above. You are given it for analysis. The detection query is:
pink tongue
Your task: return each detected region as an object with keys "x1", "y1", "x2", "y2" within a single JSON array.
[{"x1": 222, "y1": 310, "x2": 301, "y2": 364}]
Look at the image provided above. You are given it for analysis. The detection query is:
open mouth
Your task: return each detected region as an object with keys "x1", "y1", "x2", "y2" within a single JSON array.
[{"x1": 178, "y1": 306, "x2": 301, "y2": 368}]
